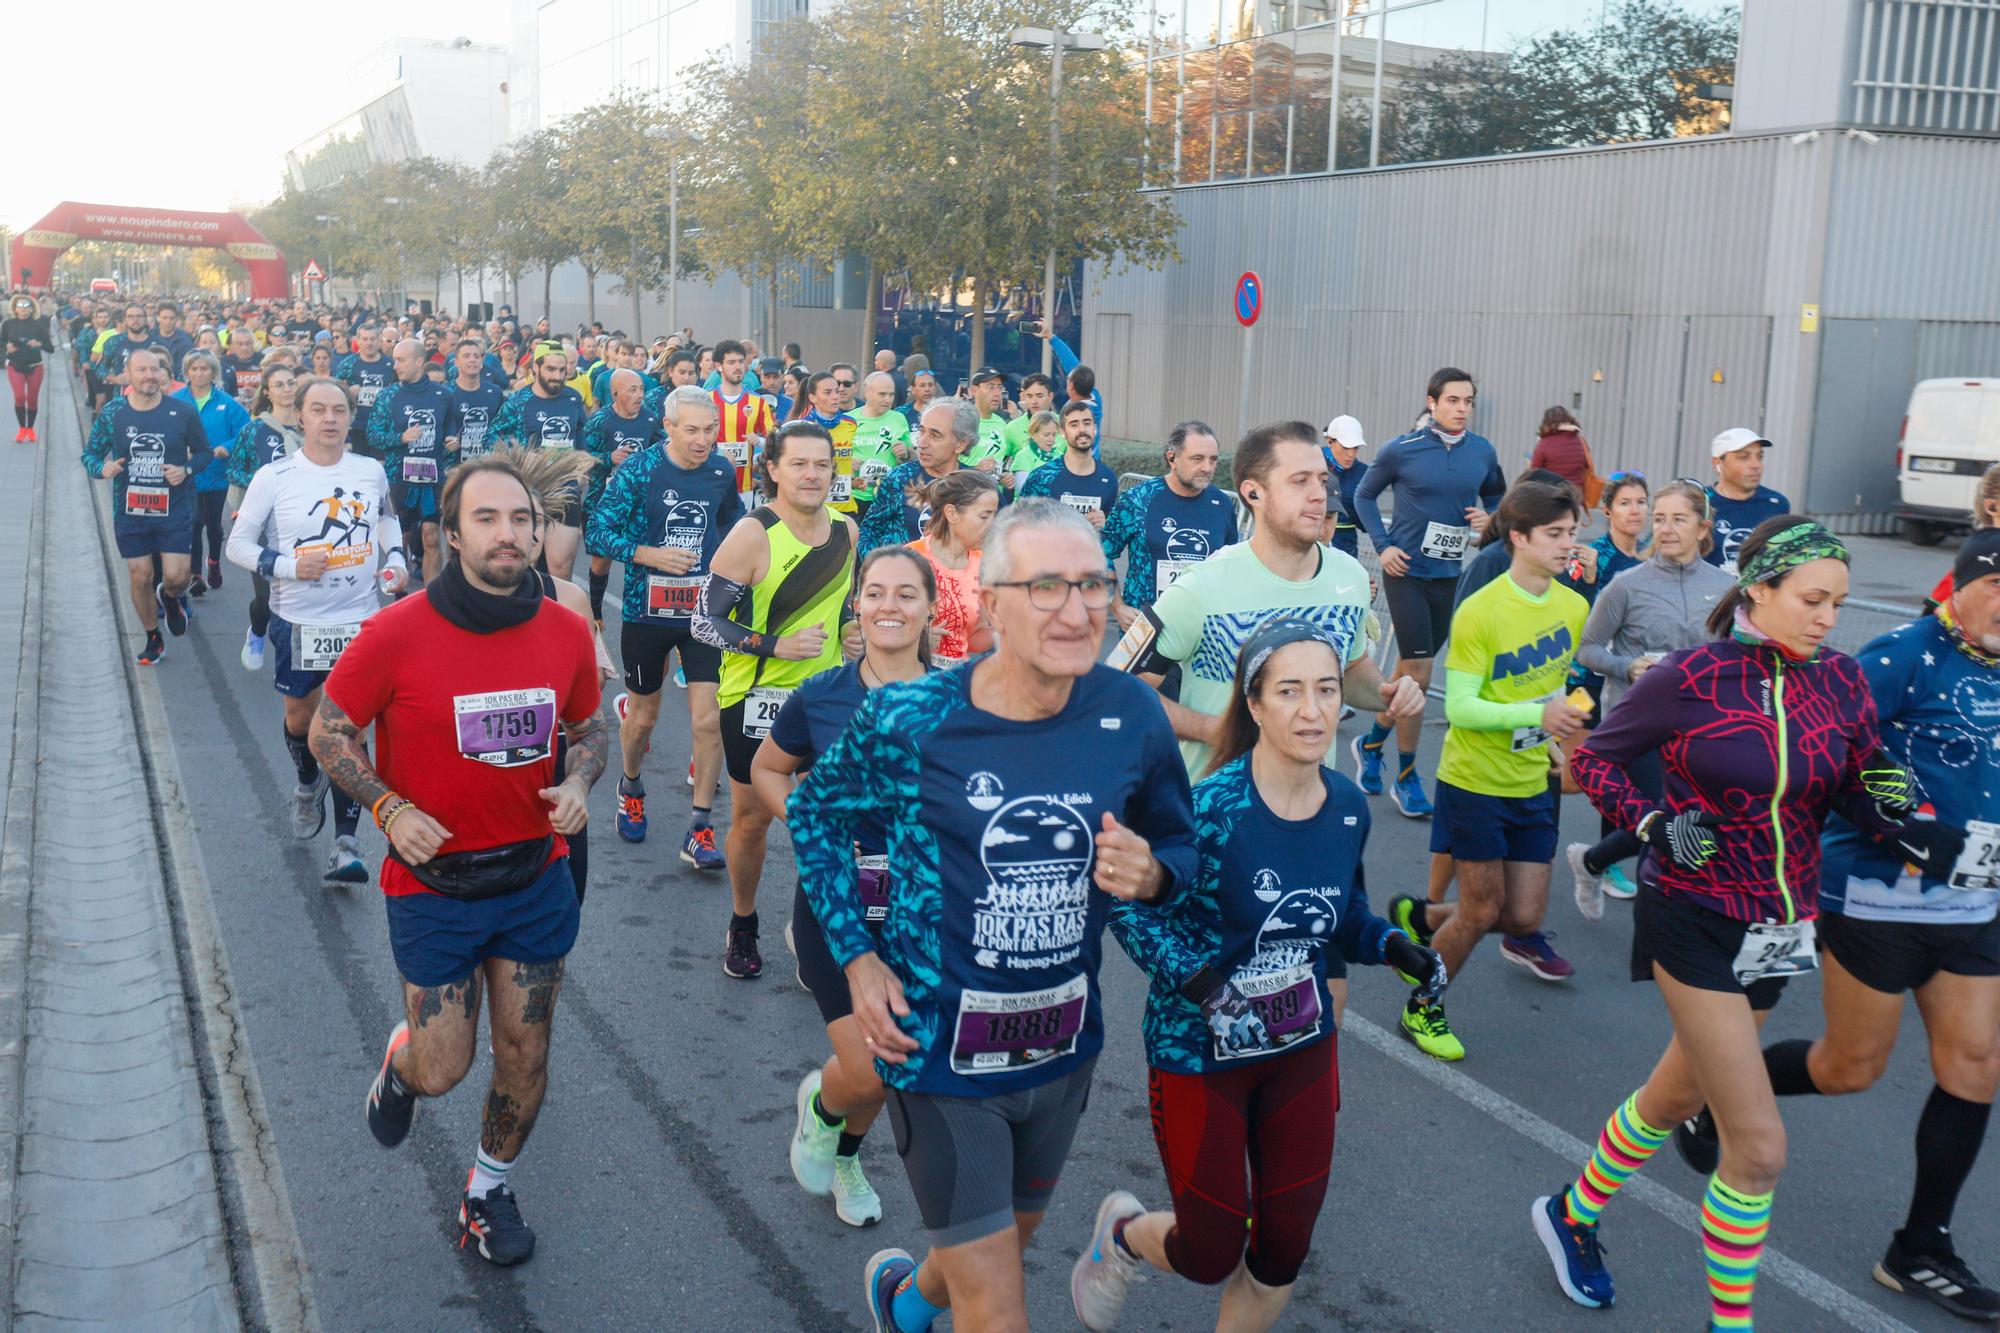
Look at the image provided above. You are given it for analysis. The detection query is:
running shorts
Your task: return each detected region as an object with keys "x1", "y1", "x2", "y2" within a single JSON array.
[
  {"x1": 720, "y1": 698, "x2": 761, "y2": 786},
  {"x1": 1630, "y1": 883, "x2": 1795, "y2": 1011},
  {"x1": 886, "y1": 1058, "x2": 1096, "y2": 1246},
  {"x1": 1429, "y1": 780, "x2": 1558, "y2": 864},
  {"x1": 267, "y1": 615, "x2": 332, "y2": 699},
  {"x1": 398, "y1": 485, "x2": 440, "y2": 522},
  {"x1": 792, "y1": 882, "x2": 855, "y2": 1025},
  {"x1": 384, "y1": 854, "x2": 581, "y2": 989},
  {"x1": 620, "y1": 620, "x2": 721, "y2": 696},
  {"x1": 1818, "y1": 911, "x2": 2000, "y2": 995},
  {"x1": 115, "y1": 518, "x2": 193, "y2": 560},
  {"x1": 1381, "y1": 573, "x2": 1455, "y2": 660},
  {"x1": 1148, "y1": 1034, "x2": 1337, "y2": 1287}
]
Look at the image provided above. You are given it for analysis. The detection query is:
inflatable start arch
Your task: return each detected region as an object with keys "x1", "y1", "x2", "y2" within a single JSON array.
[{"x1": 6, "y1": 202, "x2": 288, "y2": 298}]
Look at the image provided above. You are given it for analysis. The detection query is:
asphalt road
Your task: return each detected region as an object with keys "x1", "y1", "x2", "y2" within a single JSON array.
[{"x1": 144, "y1": 549, "x2": 1992, "y2": 1332}]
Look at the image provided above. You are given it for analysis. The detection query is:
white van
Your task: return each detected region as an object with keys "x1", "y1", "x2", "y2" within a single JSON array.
[{"x1": 1897, "y1": 378, "x2": 2000, "y2": 546}]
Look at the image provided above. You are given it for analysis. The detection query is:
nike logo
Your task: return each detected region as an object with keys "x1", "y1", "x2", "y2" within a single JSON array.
[{"x1": 1898, "y1": 839, "x2": 1927, "y2": 861}]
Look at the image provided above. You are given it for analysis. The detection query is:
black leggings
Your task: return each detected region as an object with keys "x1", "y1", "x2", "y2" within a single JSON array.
[
  {"x1": 249, "y1": 573, "x2": 272, "y2": 637},
  {"x1": 190, "y1": 490, "x2": 227, "y2": 569}
]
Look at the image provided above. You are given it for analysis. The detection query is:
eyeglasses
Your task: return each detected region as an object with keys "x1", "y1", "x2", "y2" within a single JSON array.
[
  {"x1": 833, "y1": 378, "x2": 855, "y2": 388},
  {"x1": 990, "y1": 575, "x2": 1118, "y2": 611}
]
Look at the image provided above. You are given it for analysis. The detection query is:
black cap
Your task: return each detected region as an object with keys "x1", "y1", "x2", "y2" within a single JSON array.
[
  {"x1": 1954, "y1": 528, "x2": 2000, "y2": 590},
  {"x1": 969, "y1": 367, "x2": 1004, "y2": 385}
]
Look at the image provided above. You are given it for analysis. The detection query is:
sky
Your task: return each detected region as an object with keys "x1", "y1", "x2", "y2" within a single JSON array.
[{"x1": 0, "y1": 1, "x2": 510, "y2": 232}]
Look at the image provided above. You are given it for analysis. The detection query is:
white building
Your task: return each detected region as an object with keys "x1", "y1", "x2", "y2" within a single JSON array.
[{"x1": 286, "y1": 37, "x2": 512, "y2": 192}]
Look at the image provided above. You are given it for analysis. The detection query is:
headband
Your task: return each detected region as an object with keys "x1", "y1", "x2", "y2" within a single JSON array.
[
  {"x1": 1238, "y1": 618, "x2": 1339, "y2": 699},
  {"x1": 1737, "y1": 521, "x2": 1846, "y2": 589}
]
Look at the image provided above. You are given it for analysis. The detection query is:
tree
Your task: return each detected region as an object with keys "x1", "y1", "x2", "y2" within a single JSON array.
[{"x1": 488, "y1": 129, "x2": 577, "y2": 319}]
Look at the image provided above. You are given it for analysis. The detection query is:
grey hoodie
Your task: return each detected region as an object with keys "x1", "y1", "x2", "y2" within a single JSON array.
[{"x1": 1577, "y1": 551, "x2": 1737, "y2": 715}]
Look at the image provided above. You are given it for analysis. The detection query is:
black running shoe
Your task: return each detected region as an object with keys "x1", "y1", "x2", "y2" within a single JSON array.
[
  {"x1": 186, "y1": 576, "x2": 206, "y2": 598},
  {"x1": 136, "y1": 631, "x2": 166, "y2": 667},
  {"x1": 1673, "y1": 1106, "x2": 1719, "y2": 1177},
  {"x1": 364, "y1": 1021, "x2": 417, "y2": 1148},
  {"x1": 1875, "y1": 1238, "x2": 2000, "y2": 1322},
  {"x1": 723, "y1": 921, "x2": 763, "y2": 979},
  {"x1": 460, "y1": 1184, "x2": 537, "y2": 1265},
  {"x1": 159, "y1": 582, "x2": 188, "y2": 636}
]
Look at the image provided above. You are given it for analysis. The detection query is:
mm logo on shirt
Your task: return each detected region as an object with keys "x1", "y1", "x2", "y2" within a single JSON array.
[{"x1": 1493, "y1": 626, "x2": 1574, "y2": 680}]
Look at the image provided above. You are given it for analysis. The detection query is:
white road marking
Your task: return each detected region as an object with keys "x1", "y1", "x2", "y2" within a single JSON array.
[{"x1": 1344, "y1": 1014, "x2": 1921, "y2": 1333}]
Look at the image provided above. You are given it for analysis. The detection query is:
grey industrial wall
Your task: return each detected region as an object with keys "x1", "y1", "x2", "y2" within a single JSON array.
[{"x1": 1086, "y1": 128, "x2": 2000, "y2": 533}]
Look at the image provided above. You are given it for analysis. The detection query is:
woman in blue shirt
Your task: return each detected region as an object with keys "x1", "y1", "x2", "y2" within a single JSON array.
[
  {"x1": 1075, "y1": 618, "x2": 1444, "y2": 1332},
  {"x1": 173, "y1": 350, "x2": 250, "y2": 595}
]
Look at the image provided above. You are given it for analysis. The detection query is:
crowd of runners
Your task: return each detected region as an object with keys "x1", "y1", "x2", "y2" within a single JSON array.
[{"x1": 10, "y1": 284, "x2": 2000, "y2": 1331}]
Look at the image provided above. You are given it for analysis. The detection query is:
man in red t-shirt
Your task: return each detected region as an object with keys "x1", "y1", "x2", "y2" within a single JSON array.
[{"x1": 310, "y1": 457, "x2": 607, "y2": 1266}]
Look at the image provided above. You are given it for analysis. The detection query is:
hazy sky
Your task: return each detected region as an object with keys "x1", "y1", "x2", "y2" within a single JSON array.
[{"x1": 0, "y1": 1, "x2": 510, "y2": 232}]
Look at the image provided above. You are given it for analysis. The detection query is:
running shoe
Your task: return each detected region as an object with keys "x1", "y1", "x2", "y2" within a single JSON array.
[
  {"x1": 723, "y1": 921, "x2": 763, "y2": 979},
  {"x1": 681, "y1": 824, "x2": 724, "y2": 871},
  {"x1": 1500, "y1": 931, "x2": 1574, "y2": 982},
  {"x1": 790, "y1": 1070, "x2": 840, "y2": 1196},
  {"x1": 21, "y1": 428, "x2": 33, "y2": 443},
  {"x1": 1874, "y1": 1238, "x2": 2000, "y2": 1321},
  {"x1": 241, "y1": 627, "x2": 266, "y2": 671},
  {"x1": 612, "y1": 691, "x2": 651, "y2": 756},
  {"x1": 292, "y1": 773, "x2": 329, "y2": 840},
  {"x1": 832, "y1": 1155, "x2": 883, "y2": 1227},
  {"x1": 1567, "y1": 843, "x2": 1605, "y2": 921},
  {"x1": 1399, "y1": 997, "x2": 1464, "y2": 1061},
  {"x1": 1533, "y1": 1191, "x2": 1615, "y2": 1309},
  {"x1": 685, "y1": 755, "x2": 695, "y2": 787},
  {"x1": 364, "y1": 1020, "x2": 417, "y2": 1148},
  {"x1": 159, "y1": 582, "x2": 188, "y2": 636},
  {"x1": 136, "y1": 631, "x2": 166, "y2": 667},
  {"x1": 785, "y1": 919, "x2": 804, "y2": 990},
  {"x1": 207, "y1": 559, "x2": 223, "y2": 590},
  {"x1": 459, "y1": 1183, "x2": 536, "y2": 1266},
  {"x1": 1388, "y1": 894, "x2": 1434, "y2": 947},
  {"x1": 186, "y1": 575, "x2": 206, "y2": 598},
  {"x1": 864, "y1": 1248, "x2": 917, "y2": 1333},
  {"x1": 673, "y1": 664, "x2": 686, "y2": 689},
  {"x1": 1390, "y1": 765, "x2": 1433, "y2": 819},
  {"x1": 616, "y1": 777, "x2": 647, "y2": 843},
  {"x1": 1072, "y1": 1189, "x2": 1148, "y2": 1331},
  {"x1": 1350, "y1": 733, "x2": 1385, "y2": 796},
  {"x1": 325, "y1": 836, "x2": 368, "y2": 884},
  {"x1": 1674, "y1": 1107, "x2": 1719, "y2": 1176},
  {"x1": 1602, "y1": 865, "x2": 1638, "y2": 900}
]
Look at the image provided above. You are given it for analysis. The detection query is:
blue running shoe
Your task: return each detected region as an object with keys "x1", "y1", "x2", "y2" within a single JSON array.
[
  {"x1": 673, "y1": 664, "x2": 687, "y2": 689},
  {"x1": 616, "y1": 777, "x2": 647, "y2": 843},
  {"x1": 681, "y1": 823, "x2": 725, "y2": 871},
  {"x1": 865, "y1": 1248, "x2": 918, "y2": 1333},
  {"x1": 1391, "y1": 764, "x2": 1433, "y2": 819},
  {"x1": 1533, "y1": 1192, "x2": 1615, "y2": 1309},
  {"x1": 1351, "y1": 734, "x2": 1385, "y2": 795}
]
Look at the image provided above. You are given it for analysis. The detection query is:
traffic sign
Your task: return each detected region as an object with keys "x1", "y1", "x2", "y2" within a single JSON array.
[
  {"x1": 302, "y1": 258, "x2": 327, "y2": 282},
  {"x1": 1234, "y1": 271, "x2": 1262, "y2": 327}
]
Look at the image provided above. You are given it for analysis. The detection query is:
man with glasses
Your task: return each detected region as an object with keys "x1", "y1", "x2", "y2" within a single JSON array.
[
  {"x1": 788, "y1": 498, "x2": 1198, "y2": 1333},
  {"x1": 963, "y1": 369, "x2": 1011, "y2": 473},
  {"x1": 827, "y1": 363, "x2": 859, "y2": 414}
]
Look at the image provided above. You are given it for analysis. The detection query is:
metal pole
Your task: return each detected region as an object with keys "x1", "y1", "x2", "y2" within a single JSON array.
[
  {"x1": 668, "y1": 153, "x2": 680, "y2": 338},
  {"x1": 1236, "y1": 324, "x2": 1255, "y2": 443},
  {"x1": 1041, "y1": 37, "x2": 1063, "y2": 378}
]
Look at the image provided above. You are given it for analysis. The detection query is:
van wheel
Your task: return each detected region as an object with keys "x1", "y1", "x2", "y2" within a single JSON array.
[{"x1": 1906, "y1": 521, "x2": 1945, "y2": 547}]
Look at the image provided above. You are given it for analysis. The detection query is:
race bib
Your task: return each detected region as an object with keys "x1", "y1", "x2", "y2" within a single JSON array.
[
  {"x1": 356, "y1": 384, "x2": 381, "y2": 407},
  {"x1": 949, "y1": 974, "x2": 1087, "y2": 1076},
  {"x1": 830, "y1": 473, "x2": 851, "y2": 504},
  {"x1": 1059, "y1": 493, "x2": 1101, "y2": 514},
  {"x1": 1731, "y1": 920, "x2": 1818, "y2": 985},
  {"x1": 294, "y1": 621, "x2": 360, "y2": 673},
  {"x1": 1949, "y1": 820, "x2": 2000, "y2": 891},
  {"x1": 454, "y1": 687, "x2": 557, "y2": 767},
  {"x1": 1156, "y1": 558, "x2": 1196, "y2": 590},
  {"x1": 645, "y1": 574, "x2": 701, "y2": 620},
  {"x1": 857, "y1": 851, "x2": 890, "y2": 924},
  {"x1": 933, "y1": 652, "x2": 966, "y2": 670},
  {"x1": 1217, "y1": 963, "x2": 1323, "y2": 1061},
  {"x1": 857, "y1": 458, "x2": 890, "y2": 489},
  {"x1": 740, "y1": 685, "x2": 791, "y2": 740},
  {"x1": 720, "y1": 439, "x2": 749, "y2": 466},
  {"x1": 402, "y1": 457, "x2": 439, "y2": 484},
  {"x1": 123, "y1": 485, "x2": 171, "y2": 517},
  {"x1": 459, "y1": 424, "x2": 488, "y2": 458},
  {"x1": 1420, "y1": 520, "x2": 1471, "y2": 561},
  {"x1": 1510, "y1": 691, "x2": 1560, "y2": 752}
]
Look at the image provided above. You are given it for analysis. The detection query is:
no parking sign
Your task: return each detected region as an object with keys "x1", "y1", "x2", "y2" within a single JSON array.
[
  {"x1": 1234, "y1": 271, "x2": 1262, "y2": 435},
  {"x1": 1234, "y1": 271, "x2": 1262, "y2": 327}
]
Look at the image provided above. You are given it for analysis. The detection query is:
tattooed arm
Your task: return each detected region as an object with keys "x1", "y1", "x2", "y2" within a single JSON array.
[
  {"x1": 542, "y1": 710, "x2": 608, "y2": 836},
  {"x1": 310, "y1": 693, "x2": 454, "y2": 862}
]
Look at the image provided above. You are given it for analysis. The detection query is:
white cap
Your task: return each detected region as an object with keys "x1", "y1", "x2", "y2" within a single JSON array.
[
  {"x1": 1323, "y1": 414, "x2": 1368, "y2": 451},
  {"x1": 1710, "y1": 426, "x2": 1771, "y2": 459}
]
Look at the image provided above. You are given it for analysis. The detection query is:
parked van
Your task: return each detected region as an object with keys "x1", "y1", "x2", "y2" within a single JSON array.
[{"x1": 1897, "y1": 378, "x2": 2000, "y2": 546}]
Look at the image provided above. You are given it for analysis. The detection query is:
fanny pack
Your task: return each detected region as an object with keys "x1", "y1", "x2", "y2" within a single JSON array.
[{"x1": 392, "y1": 835, "x2": 554, "y2": 901}]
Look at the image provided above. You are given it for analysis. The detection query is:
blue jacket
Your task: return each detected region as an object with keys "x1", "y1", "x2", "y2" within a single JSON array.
[
  {"x1": 1050, "y1": 335, "x2": 1103, "y2": 456},
  {"x1": 1353, "y1": 424, "x2": 1506, "y2": 580},
  {"x1": 171, "y1": 386, "x2": 251, "y2": 493}
]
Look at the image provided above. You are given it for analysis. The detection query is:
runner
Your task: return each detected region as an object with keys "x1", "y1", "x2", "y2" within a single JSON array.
[
  {"x1": 1320, "y1": 415, "x2": 1368, "y2": 557},
  {"x1": 961, "y1": 369, "x2": 1010, "y2": 473},
  {"x1": 221, "y1": 326, "x2": 264, "y2": 407},
  {"x1": 1705, "y1": 427, "x2": 1789, "y2": 573},
  {"x1": 1018, "y1": 401, "x2": 1117, "y2": 522},
  {"x1": 794, "y1": 371, "x2": 860, "y2": 516},
  {"x1": 1351, "y1": 368, "x2": 1506, "y2": 817},
  {"x1": 81, "y1": 347, "x2": 209, "y2": 666},
  {"x1": 3, "y1": 293, "x2": 51, "y2": 442},
  {"x1": 695, "y1": 421, "x2": 855, "y2": 978},
  {"x1": 578, "y1": 368, "x2": 665, "y2": 623},
  {"x1": 227, "y1": 363, "x2": 305, "y2": 671},
  {"x1": 334, "y1": 325, "x2": 395, "y2": 455},
  {"x1": 1101, "y1": 422, "x2": 1238, "y2": 633},
  {"x1": 910, "y1": 471, "x2": 999, "y2": 667},
  {"x1": 585, "y1": 385, "x2": 740, "y2": 864},
  {"x1": 367, "y1": 339, "x2": 457, "y2": 584},
  {"x1": 1922, "y1": 464, "x2": 2000, "y2": 613},
  {"x1": 1001, "y1": 373, "x2": 1056, "y2": 478},
  {"x1": 849, "y1": 371, "x2": 913, "y2": 519},
  {"x1": 152, "y1": 303, "x2": 194, "y2": 379},
  {"x1": 753, "y1": 546, "x2": 938, "y2": 1230},
  {"x1": 1005, "y1": 413, "x2": 1061, "y2": 493},
  {"x1": 493, "y1": 342, "x2": 589, "y2": 578},
  {"x1": 313, "y1": 454, "x2": 607, "y2": 1267},
  {"x1": 1076, "y1": 619, "x2": 1446, "y2": 1332},
  {"x1": 445, "y1": 337, "x2": 506, "y2": 465},
  {"x1": 1385, "y1": 481, "x2": 1590, "y2": 1061},
  {"x1": 1537, "y1": 516, "x2": 1963, "y2": 1326},
  {"x1": 899, "y1": 368, "x2": 939, "y2": 432},
  {"x1": 1108, "y1": 420, "x2": 1424, "y2": 778},
  {"x1": 711, "y1": 340, "x2": 776, "y2": 504},
  {"x1": 95, "y1": 304, "x2": 161, "y2": 399},
  {"x1": 226, "y1": 373, "x2": 407, "y2": 878},
  {"x1": 858, "y1": 400, "x2": 974, "y2": 556},
  {"x1": 1568, "y1": 480, "x2": 1732, "y2": 917},
  {"x1": 785, "y1": 498, "x2": 1198, "y2": 1333},
  {"x1": 173, "y1": 350, "x2": 251, "y2": 598}
]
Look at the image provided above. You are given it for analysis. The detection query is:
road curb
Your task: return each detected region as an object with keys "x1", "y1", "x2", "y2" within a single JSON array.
[{"x1": 63, "y1": 359, "x2": 322, "y2": 1333}]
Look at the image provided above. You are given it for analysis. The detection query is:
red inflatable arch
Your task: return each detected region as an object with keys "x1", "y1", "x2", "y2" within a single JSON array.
[{"x1": 6, "y1": 202, "x2": 289, "y2": 299}]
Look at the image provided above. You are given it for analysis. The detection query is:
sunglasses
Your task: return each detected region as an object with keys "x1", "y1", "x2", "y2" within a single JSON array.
[{"x1": 1668, "y1": 477, "x2": 1714, "y2": 518}]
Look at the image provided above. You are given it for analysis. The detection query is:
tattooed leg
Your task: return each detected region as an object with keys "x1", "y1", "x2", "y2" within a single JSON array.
[
  {"x1": 479, "y1": 956, "x2": 566, "y2": 1160},
  {"x1": 393, "y1": 971, "x2": 481, "y2": 1097}
]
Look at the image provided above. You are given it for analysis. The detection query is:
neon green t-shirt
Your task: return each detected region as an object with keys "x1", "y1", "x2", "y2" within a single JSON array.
[
  {"x1": 1003, "y1": 415, "x2": 1060, "y2": 476},
  {"x1": 1437, "y1": 572, "x2": 1590, "y2": 799},
  {"x1": 959, "y1": 413, "x2": 1009, "y2": 471},
  {"x1": 848, "y1": 410, "x2": 910, "y2": 502}
]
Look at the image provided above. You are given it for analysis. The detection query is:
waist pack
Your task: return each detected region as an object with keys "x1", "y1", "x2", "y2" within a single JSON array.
[{"x1": 393, "y1": 834, "x2": 555, "y2": 901}]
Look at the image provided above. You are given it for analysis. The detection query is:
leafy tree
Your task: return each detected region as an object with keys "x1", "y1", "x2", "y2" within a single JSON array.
[
  {"x1": 549, "y1": 91, "x2": 682, "y2": 336},
  {"x1": 488, "y1": 129, "x2": 580, "y2": 317}
]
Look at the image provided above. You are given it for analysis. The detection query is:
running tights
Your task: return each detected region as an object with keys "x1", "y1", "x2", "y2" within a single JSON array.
[
  {"x1": 249, "y1": 573, "x2": 272, "y2": 637},
  {"x1": 190, "y1": 491, "x2": 227, "y2": 571},
  {"x1": 1146, "y1": 1036, "x2": 1337, "y2": 1287},
  {"x1": 284, "y1": 723, "x2": 359, "y2": 839},
  {"x1": 8, "y1": 366, "x2": 43, "y2": 426}
]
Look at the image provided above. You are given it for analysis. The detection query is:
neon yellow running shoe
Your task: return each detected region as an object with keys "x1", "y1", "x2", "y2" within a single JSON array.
[{"x1": 1400, "y1": 998, "x2": 1465, "y2": 1061}]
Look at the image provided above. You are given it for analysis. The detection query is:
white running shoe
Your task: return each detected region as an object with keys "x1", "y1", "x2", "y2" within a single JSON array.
[
  {"x1": 789, "y1": 1069, "x2": 840, "y2": 1197},
  {"x1": 1071, "y1": 1189, "x2": 1147, "y2": 1331},
  {"x1": 1567, "y1": 842, "x2": 1605, "y2": 921},
  {"x1": 832, "y1": 1153, "x2": 883, "y2": 1227},
  {"x1": 241, "y1": 627, "x2": 266, "y2": 671}
]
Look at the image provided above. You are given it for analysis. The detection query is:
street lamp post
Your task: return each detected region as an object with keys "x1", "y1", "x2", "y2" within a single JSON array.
[{"x1": 1009, "y1": 26, "x2": 1106, "y2": 377}]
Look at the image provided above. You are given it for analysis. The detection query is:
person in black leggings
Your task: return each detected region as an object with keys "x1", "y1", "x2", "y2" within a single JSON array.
[{"x1": 3, "y1": 295, "x2": 51, "y2": 442}]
